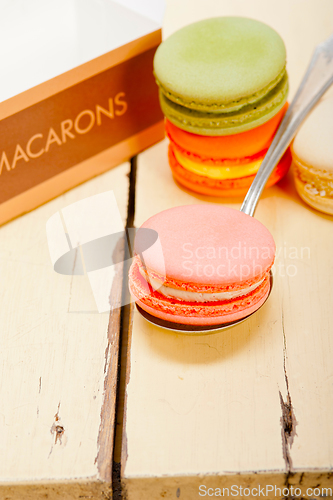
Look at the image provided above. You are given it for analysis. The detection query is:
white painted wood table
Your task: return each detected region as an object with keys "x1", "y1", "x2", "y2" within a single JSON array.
[
  {"x1": 120, "y1": 1, "x2": 333, "y2": 499},
  {"x1": 1, "y1": 1, "x2": 333, "y2": 499}
]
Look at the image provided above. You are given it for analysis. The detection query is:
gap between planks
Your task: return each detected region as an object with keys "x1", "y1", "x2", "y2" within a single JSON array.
[{"x1": 112, "y1": 156, "x2": 137, "y2": 500}]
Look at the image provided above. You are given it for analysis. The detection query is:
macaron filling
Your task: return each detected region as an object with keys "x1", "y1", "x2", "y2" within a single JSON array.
[
  {"x1": 172, "y1": 145, "x2": 264, "y2": 180},
  {"x1": 138, "y1": 265, "x2": 265, "y2": 302},
  {"x1": 155, "y1": 68, "x2": 286, "y2": 113},
  {"x1": 168, "y1": 144, "x2": 291, "y2": 196}
]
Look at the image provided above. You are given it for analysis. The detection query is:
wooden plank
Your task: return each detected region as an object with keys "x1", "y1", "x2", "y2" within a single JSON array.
[
  {"x1": 0, "y1": 163, "x2": 129, "y2": 499},
  {"x1": 121, "y1": 2, "x2": 333, "y2": 498},
  {"x1": 275, "y1": 175, "x2": 333, "y2": 472}
]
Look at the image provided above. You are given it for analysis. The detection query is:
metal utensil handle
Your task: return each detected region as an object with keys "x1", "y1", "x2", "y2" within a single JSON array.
[{"x1": 241, "y1": 33, "x2": 333, "y2": 217}]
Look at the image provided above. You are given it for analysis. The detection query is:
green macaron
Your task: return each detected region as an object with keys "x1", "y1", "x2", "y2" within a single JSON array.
[{"x1": 154, "y1": 17, "x2": 288, "y2": 135}]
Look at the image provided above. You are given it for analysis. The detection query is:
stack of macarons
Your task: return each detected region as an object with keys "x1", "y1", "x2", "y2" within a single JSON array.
[
  {"x1": 129, "y1": 205, "x2": 275, "y2": 327},
  {"x1": 291, "y1": 95, "x2": 333, "y2": 215},
  {"x1": 153, "y1": 17, "x2": 292, "y2": 197}
]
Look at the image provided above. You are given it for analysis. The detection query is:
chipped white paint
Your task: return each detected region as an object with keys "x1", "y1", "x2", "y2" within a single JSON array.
[{"x1": 121, "y1": 1, "x2": 333, "y2": 497}]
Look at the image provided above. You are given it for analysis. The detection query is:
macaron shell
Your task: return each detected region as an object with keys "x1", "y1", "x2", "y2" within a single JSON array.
[
  {"x1": 153, "y1": 17, "x2": 286, "y2": 111},
  {"x1": 294, "y1": 175, "x2": 333, "y2": 215},
  {"x1": 292, "y1": 96, "x2": 333, "y2": 172},
  {"x1": 165, "y1": 103, "x2": 288, "y2": 160},
  {"x1": 129, "y1": 260, "x2": 271, "y2": 325},
  {"x1": 137, "y1": 204, "x2": 275, "y2": 287},
  {"x1": 134, "y1": 295, "x2": 270, "y2": 325},
  {"x1": 169, "y1": 144, "x2": 292, "y2": 197},
  {"x1": 291, "y1": 96, "x2": 333, "y2": 215},
  {"x1": 159, "y1": 73, "x2": 288, "y2": 135},
  {"x1": 292, "y1": 155, "x2": 333, "y2": 215}
]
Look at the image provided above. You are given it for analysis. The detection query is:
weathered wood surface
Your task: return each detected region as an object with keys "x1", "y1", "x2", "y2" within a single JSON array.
[
  {"x1": 0, "y1": 163, "x2": 129, "y2": 499},
  {"x1": 121, "y1": 1, "x2": 333, "y2": 498}
]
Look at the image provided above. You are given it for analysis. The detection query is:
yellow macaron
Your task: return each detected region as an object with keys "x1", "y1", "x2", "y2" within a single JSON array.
[{"x1": 291, "y1": 96, "x2": 333, "y2": 215}]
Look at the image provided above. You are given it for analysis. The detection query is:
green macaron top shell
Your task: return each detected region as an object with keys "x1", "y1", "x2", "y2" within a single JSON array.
[{"x1": 154, "y1": 17, "x2": 287, "y2": 113}]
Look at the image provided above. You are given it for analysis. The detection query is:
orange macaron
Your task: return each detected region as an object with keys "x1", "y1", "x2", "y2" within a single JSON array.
[
  {"x1": 168, "y1": 141, "x2": 292, "y2": 198},
  {"x1": 165, "y1": 103, "x2": 291, "y2": 197}
]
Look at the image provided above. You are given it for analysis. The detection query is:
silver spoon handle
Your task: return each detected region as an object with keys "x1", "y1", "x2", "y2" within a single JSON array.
[{"x1": 241, "y1": 33, "x2": 333, "y2": 217}]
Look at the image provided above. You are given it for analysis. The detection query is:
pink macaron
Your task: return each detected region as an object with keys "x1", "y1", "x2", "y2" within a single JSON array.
[{"x1": 129, "y1": 205, "x2": 275, "y2": 326}]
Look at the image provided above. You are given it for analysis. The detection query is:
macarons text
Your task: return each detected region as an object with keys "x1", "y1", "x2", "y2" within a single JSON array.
[{"x1": 0, "y1": 92, "x2": 127, "y2": 174}]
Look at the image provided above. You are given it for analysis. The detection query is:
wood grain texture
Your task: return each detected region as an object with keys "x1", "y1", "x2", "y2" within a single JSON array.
[
  {"x1": 121, "y1": 2, "x2": 333, "y2": 498},
  {"x1": 0, "y1": 163, "x2": 129, "y2": 498}
]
